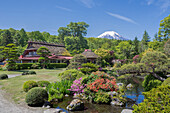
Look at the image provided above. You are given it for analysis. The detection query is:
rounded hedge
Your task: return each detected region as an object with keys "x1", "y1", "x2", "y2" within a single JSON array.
[
  {"x1": 37, "y1": 81, "x2": 50, "y2": 87},
  {"x1": 22, "y1": 71, "x2": 36, "y2": 75},
  {"x1": 25, "y1": 87, "x2": 48, "y2": 106},
  {"x1": 23, "y1": 80, "x2": 38, "y2": 92},
  {"x1": 0, "y1": 74, "x2": 8, "y2": 80},
  {"x1": 29, "y1": 71, "x2": 36, "y2": 75}
]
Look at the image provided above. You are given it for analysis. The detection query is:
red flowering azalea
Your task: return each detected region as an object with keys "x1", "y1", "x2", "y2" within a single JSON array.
[{"x1": 87, "y1": 71, "x2": 118, "y2": 92}]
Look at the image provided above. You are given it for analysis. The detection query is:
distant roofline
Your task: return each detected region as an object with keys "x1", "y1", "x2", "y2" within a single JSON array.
[{"x1": 28, "y1": 41, "x2": 65, "y2": 47}]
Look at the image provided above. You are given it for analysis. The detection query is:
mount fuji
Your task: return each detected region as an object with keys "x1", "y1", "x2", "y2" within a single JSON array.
[{"x1": 97, "y1": 31, "x2": 128, "y2": 40}]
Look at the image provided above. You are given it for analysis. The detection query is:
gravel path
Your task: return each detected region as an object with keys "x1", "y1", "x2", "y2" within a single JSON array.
[
  {"x1": 0, "y1": 87, "x2": 44, "y2": 113},
  {"x1": 8, "y1": 74, "x2": 21, "y2": 78}
]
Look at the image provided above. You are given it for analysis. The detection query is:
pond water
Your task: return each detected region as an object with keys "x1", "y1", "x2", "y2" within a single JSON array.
[{"x1": 54, "y1": 76, "x2": 144, "y2": 113}]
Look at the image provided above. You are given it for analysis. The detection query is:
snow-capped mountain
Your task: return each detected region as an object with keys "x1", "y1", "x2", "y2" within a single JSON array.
[{"x1": 97, "y1": 31, "x2": 128, "y2": 40}]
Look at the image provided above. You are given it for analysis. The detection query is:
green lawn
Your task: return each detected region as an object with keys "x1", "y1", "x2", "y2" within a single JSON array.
[{"x1": 0, "y1": 68, "x2": 65, "y2": 104}]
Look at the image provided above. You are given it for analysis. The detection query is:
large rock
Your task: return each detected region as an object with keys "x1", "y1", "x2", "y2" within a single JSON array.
[
  {"x1": 126, "y1": 83, "x2": 133, "y2": 90},
  {"x1": 73, "y1": 93, "x2": 86, "y2": 99},
  {"x1": 66, "y1": 99, "x2": 84, "y2": 111},
  {"x1": 111, "y1": 98, "x2": 125, "y2": 106},
  {"x1": 121, "y1": 109, "x2": 132, "y2": 113}
]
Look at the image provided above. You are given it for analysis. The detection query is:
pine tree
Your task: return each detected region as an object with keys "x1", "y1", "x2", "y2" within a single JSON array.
[
  {"x1": 0, "y1": 43, "x2": 18, "y2": 70},
  {"x1": 140, "y1": 30, "x2": 150, "y2": 52},
  {"x1": 133, "y1": 37, "x2": 139, "y2": 55},
  {"x1": 154, "y1": 33, "x2": 162, "y2": 42},
  {"x1": 142, "y1": 30, "x2": 150, "y2": 45},
  {"x1": 0, "y1": 30, "x2": 13, "y2": 46}
]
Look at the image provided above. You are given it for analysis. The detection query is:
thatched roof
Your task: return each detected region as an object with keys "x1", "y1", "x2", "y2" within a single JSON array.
[
  {"x1": 81, "y1": 49, "x2": 99, "y2": 59},
  {"x1": 25, "y1": 41, "x2": 70, "y2": 56}
]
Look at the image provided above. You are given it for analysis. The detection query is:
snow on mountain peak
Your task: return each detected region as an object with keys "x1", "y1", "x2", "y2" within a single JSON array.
[{"x1": 97, "y1": 31, "x2": 128, "y2": 40}]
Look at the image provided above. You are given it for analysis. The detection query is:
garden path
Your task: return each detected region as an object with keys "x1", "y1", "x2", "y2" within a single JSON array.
[
  {"x1": 8, "y1": 74, "x2": 21, "y2": 78},
  {"x1": 0, "y1": 86, "x2": 43, "y2": 113}
]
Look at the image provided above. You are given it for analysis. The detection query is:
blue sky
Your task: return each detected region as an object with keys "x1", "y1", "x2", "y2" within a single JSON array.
[{"x1": 0, "y1": 0, "x2": 170, "y2": 40}]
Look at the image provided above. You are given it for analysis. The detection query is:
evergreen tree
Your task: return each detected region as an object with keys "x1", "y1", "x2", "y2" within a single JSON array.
[
  {"x1": 140, "y1": 30, "x2": 150, "y2": 52},
  {"x1": 19, "y1": 28, "x2": 28, "y2": 47},
  {"x1": 13, "y1": 31, "x2": 21, "y2": 46},
  {"x1": 154, "y1": 33, "x2": 162, "y2": 42},
  {"x1": 37, "y1": 46, "x2": 50, "y2": 68},
  {"x1": 0, "y1": 43, "x2": 18, "y2": 70},
  {"x1": 0, "y1": 30, "x2": 13, "y2": 46},
  {"x1": 133, "y1": 37, "x2": 139, "y2": 55},
  {"x1": 142, "y1": 30, "x2": 150, "y2": 44}
]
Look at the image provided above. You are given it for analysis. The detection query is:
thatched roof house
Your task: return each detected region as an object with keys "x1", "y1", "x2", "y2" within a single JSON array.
[
  {"x1": 19, "y1": 41, "x2": 72, "y2": 63},
  {"x1": 81, "y1": 49, "x2": 99, "y2": 62}
]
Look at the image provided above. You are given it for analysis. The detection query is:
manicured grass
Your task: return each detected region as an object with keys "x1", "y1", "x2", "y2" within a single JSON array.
[{"x1": 0, "y1": 68, "x2": 65, "y2": 104}]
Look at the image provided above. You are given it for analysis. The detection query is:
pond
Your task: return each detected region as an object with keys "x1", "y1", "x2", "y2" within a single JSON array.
[{"x1": 54, "y1": 76, "x2": 144, "y2": 113}]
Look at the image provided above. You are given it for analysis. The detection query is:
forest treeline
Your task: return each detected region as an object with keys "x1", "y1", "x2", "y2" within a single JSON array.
[{"x1": 0, "y1": 15, "x2": 169, "y2": 60}]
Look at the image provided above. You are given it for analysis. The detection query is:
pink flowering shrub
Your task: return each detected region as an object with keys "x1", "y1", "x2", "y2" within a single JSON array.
[
  {"x1": 67, "y1": 77, "x2": 86, "y2": 94},
  {"x1": 133, "y1": 55, "x2": 140, "y2": 64}
]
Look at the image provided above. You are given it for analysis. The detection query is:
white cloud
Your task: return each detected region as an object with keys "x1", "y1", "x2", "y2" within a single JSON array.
[
  {"x1": 106, "y1": 12, "x2": 138, "y2": 25},
  {"x1": 147, "y1": 0, "x2": 154, "y2": 5},
  {"x1": 56, "y1": 5, "x2": 72, "y2": 12},
  {"x1": 146, "y1": 0, "x2": 170, "y2": 13},
  {"x1": 79, "y1": 0, "x2": 95, "y2": 8}
]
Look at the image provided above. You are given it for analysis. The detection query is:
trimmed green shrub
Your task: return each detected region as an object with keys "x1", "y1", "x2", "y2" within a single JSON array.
[
  {"x1": 16, "y1": 63, "x2": 66, "y2": 70},
  {"x1": 80, "y1": 63, "x2": 98, "y2": 74},
  {"x1": 25, "y1": 87, "x2": 48, "y2": 106},
  {"x1": 66, "y1": 62, "x2": 81, "y2": 70},
  {"x1": 133, "y1": 85, "x2": 170, "y2": 113},
  {"x1": 28, "y1": 71, "x2": 36, "y2": 75},
  {"x1": 48, "y1": 63, "x2": 67, "y2": 69},
  {"x1": 31, "y1": 63, "x2": 41, "y2": 69},
  {"x1": 22, "y1": 71, "x2": 29, "y2": 75},
  {"x1": 59, "y1": 69, "x2": 85, "y2": 81},
  {"x1": 23, "y1": 80, "x2": 38, "y2": 92},
  {"x1": 0, "y1": 74, "x2": 8, "y2": 80},
  {"x1": 142, "y1": 74, "x2": 162, "y2": 91},
  {"x1": 16, "y1": 63, "x2": 34, "y2": 70},
  {"x1": 37, "y1": 81, "x2": 50, "y2": 87},
  {"x1": 94, "y1": 91, "x2": 111, "y2": 104},
  {"x1": 162, "y1": 78, "x2": 170, "y2": 86},
  {"x1": 22, "y1": 71, "x2": 36, "y2": 75}
]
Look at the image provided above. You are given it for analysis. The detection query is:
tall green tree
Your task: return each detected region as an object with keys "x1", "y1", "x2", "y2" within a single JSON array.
[
  {"x1": 139, "y1": 30, "x2": 150, "y2": 52},
  {"x1": 116, "y1": 41, "x2": 131, "y2": 59},
  {"x1": 67, "y1": 22, "x2": 89, "y2": 37},
  {"x1": 142, "y1": 30, "x2": 150, "y2": 44},
  {"x1": 13, "y1": 31, "x2": 21, "y2": 46},
  {"x1": 42, "y1": 32, "x2": 51, "y2": 42},
  {"x1": 0, "y1": 43, "x2": 18, "y2": 70},
  {"x1": 64, "y1": 36, "x2": 88, "y2": 54},
  {"x1": 28, "y1": 31, "x2": 45, "y2": 42},
  {"x1": 19, "y1": 28, "x2": 28, "y2": 47},
  {"x1": 57, "y1": 21, "x2": 89, "y2": 45},
  {"x1": 154, "y1": 33, "x2": 162, "y2": 42},
  {"x1": 0, "y1": 30, "x2": 13, "y2": 46},
  {"x1": 58, "y1": 27, "x2": 70, "y2": 43},
  {"x1": 158, "y1": 15, "x2": 170, "y2": 41},
  {"x1": 133, "y1": 37, "x2": 139, "y2": 55}
]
